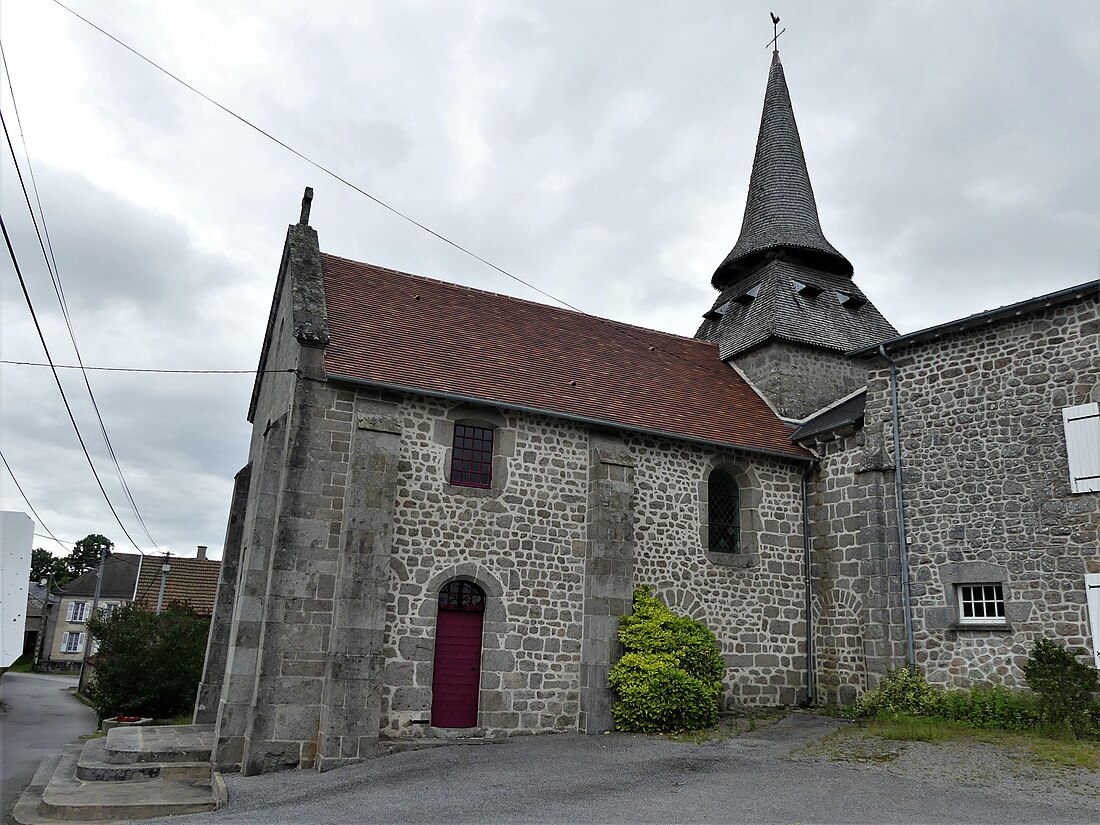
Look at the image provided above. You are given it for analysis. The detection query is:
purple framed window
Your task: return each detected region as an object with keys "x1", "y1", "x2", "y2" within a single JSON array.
[{"x1": 449, "y1": 424, "x2": 494, "y2": 488}]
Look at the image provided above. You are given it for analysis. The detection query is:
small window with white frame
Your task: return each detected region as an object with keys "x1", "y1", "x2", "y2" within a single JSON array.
[
  {"x1": 957, "y1": 583, "x2": 1006, "y2": 625},
  {"x1": 66, "y1": 601, "x2": 89, "y2": 623},
  {"x1": 61, "y1": 631, "x2": 85, "y2": 654}
]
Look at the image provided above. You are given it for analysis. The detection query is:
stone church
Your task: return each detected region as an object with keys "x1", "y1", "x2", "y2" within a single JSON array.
[{"x1": 195, "y1": 49, "x2": 1100, "y2": 774}]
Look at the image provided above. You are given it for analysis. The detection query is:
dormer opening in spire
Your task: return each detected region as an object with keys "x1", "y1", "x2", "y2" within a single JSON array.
[{"x1": 712, "y1": 50, "x2": 852, "y2": 290}]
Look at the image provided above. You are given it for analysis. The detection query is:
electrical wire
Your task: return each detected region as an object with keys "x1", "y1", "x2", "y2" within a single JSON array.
[
  {"x1": 0, "y1": 211, "x2": 145, "y2": 554},
  {"x1": 1, "y1": 57, "x2": 158, "y2": 547},
  {"x1": 0, "y1": 360, "x2": 292, "y2": 376},
  {"x1": 40, "y1": 2, "x2": 784, "y2": 414},
  {"x1": 48, "y1": 0, "x2": 580, "y2": 314},
  {"x1": 1, "y1": 450, "x2": 68, "y2": 550}
]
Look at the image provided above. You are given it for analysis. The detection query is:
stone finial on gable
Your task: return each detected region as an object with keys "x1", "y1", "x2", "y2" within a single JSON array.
[{"x1": 299, "y1": 187, "x2": 314, "y2": 226}]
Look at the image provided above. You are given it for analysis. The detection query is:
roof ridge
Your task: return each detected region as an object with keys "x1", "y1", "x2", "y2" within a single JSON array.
[{"x1": 320, "y1": 252, "x2": 714, "y2": 348}]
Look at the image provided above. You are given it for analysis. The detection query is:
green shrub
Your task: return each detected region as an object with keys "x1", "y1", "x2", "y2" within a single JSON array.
[
  {"x1": 937, "y1": 685, "x2": 1039, "y2": 731},
  {"x1": 849, "y1": 666, "x2": 940, "y2": 719},
  {"x1": 1023, "y1": 638, "x2": 1099, "y2": 737},
  {"x1": 87, "y1": 603, "x2": 209, "y2": 721},
  {"x1": 608, "y1": 586, "x2": 725, "y2": 733}
]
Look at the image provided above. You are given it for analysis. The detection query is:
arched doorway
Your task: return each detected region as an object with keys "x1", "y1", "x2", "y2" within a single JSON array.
[{"x1": 431, "y1": 580, "x2": 485, "y2": 727}]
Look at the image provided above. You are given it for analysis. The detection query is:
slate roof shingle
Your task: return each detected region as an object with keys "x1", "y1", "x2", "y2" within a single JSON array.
[
  {"x1": 320, "y1": 254, "x2": 812, "y2": 461},
  {"x1": 713, "y1": 51, "x2": 852, "y2": 287},
  {"x1": 790, "y1": 391, "x2": 867, "y2": 442},
  {"x1": 696, "y1": 260, "x2": 898, "y2": 358},
  {"x1": 60, "y1": 553, "x2": 142, "y2": 599}
]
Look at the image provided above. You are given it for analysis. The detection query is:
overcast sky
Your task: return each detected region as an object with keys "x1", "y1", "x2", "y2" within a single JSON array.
[{"x1": 1, "y1": 1, "x2": 1098, "y2": 560}]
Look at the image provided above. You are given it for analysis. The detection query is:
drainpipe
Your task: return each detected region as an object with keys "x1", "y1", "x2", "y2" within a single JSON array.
[
  {"x1": 801, "y1": 462, "x2": 816, "y2": 703},
  {"x1": 878, "y1": 344, "x2": 916, "y2": 671}
]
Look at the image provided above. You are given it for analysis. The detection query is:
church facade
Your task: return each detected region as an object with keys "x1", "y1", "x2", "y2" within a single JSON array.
[{"x1": 195, "y1": 50, "x2": 1100, "y2": 774}]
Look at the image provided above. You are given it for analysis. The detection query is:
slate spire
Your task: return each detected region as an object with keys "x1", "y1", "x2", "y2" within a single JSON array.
[{"x1": 712, "y1": 51, "x2": 852, "y2": 288}]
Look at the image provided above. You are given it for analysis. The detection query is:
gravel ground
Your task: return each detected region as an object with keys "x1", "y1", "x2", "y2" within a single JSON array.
[
  {"x1": 129, "y1": 712, "x2": 1098, "y2": 824},
  {"x1": 790, "y1": 721, "x2": 1100, "y2": 810}
]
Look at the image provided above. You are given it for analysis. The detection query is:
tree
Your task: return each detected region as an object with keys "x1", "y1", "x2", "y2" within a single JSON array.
[
  {"x1": 67, "y1": 534, "x2": 113, "y2": 579},
  {"x1": 86, "y1": 603, "x2": 209, "y2": 720},
  {"x1": 30, "y1": 547, "x2": 69, "y2": 584}
]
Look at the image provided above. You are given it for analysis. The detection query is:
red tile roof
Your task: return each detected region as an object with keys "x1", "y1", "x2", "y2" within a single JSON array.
[
  {"x1": 133, "y1": 556, "x2": 221, "y2": 616},
  {"x1": 321, "y1": 254, "x2": 811, "y2": 460}
]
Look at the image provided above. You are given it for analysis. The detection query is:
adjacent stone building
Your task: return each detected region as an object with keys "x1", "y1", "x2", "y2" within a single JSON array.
[{"x1": 199, "y1": 46, "x2": 1100, "y2": 774}]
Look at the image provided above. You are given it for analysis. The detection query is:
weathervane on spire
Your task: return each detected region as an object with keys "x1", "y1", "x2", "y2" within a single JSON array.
[{"x1": 766, "y1": 12, "x2": 785, "y2": 52}]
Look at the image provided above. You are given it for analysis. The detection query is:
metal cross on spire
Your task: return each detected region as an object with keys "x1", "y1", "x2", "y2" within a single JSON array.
[{"x1": 766, "y1": 12, "x2": 785, "y2": 52}]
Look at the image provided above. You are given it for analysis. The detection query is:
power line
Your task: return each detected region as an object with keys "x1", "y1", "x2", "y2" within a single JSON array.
[
  {"x1": 0, "y1": 211, "x2": 145, "y2": 555},
  {"x1": 44, "y1": 1, "x2": 801, "y2": 442},
  {"x1": 1, "y1": 359, "x2": 293, "y2": 374},
  {"x1": 49, "y1": 0, "x2": 580, "y2": 314},
  {"x1": 1, "y1": 450, "x2": 67, "y2": 550},
  {"x1": 1, "y1": 55, "x2": 157, "y2": 548}
]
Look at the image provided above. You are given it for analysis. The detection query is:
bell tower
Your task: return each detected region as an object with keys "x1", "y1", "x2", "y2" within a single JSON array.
[{"x1": 696, "y1": 47, "x2": 896, "y2": 419}]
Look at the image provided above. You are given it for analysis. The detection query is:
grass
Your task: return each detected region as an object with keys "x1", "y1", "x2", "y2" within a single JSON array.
[
  {"x1": 152, "y1": 712, "x2": 195, "y2": 726},
  {"x1": 0, "y1": 653, "x2": 35, "y2": 677},
  {"x1": 852, "y1": 713, "x2": 1100, "y2": 770}
]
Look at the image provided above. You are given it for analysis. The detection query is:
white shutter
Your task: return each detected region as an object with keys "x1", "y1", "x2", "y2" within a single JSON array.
[
  {"x1": 1062, "y1": 403, "x2": 1100, "y2": 493},
  {"x1": 66, "y1": 602, "x2": 75, "y2": 622},
  {"x1": 1087, "y1": 573, "x2": 1100, "y2": 670}
]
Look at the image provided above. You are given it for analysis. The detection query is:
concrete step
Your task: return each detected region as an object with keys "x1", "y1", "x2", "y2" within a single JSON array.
[
  {"x1": 77, "y1": 738, "x2": 211, "y2": 782},
  {"x1": 101, "y1": 724, "x2": 213, "y2": 765},
  {"x1": 14, "y1": 743, "x2": 226, "y2": 824}
]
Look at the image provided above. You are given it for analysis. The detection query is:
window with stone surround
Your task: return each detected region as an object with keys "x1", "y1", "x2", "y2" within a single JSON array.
[
  {"x1": 66, "y1": 601, "x2": 89, "y2": 623},
  {"x1": 449, "y1": 424, "x2": 494, "y2": 488},
  {"x1": 699, "y1": 461, "x2": 760, "y2": 568},
  {"x1": 957, "y1": 584, "x2": 1006, "y2": 626},
  {"x1": 439, "y1": 407, "x2": 513, "y2": 498},
  {"x1": 61, "y1": 631, "x2": 85, "y2": 654},
  {"x1": 708, "y1": 468, "x2": 741, "y2": 553}
]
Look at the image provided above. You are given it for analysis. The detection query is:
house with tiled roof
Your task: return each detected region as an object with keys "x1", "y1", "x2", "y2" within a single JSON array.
[
  {"x1": 197, "y1": 46, "x2": 1099, "y2": 775},
  {"x1": 35, "y1": 553, "x2": 141, "y2": 673},
  {"x1": 132, "y1": 546, "x2": 221, "y2": 616},
  {"x1": 35, "y1": 548, "x2": 222, "y2": 675}
]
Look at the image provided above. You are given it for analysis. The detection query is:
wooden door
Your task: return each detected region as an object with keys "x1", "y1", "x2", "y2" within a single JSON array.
[{"x1": 431, "y1": 581, "x2": 485, "y2": 728}]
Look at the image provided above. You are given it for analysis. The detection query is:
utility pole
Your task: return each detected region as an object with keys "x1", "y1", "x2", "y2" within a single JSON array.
[
  {"x1": 155, "y1": 552, "x2": 171, "y2": 614},
  {"x1": 77, "y1": 543, "x2": 110, "y2": 694}
]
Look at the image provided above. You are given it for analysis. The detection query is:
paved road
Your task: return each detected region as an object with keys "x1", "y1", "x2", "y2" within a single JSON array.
[
  {"x1": 153, "y1": 713, "x2": 1096, "y2": 824},
  {"x1": 0, "y1": 672, "x2": 96, "y2": 824}
]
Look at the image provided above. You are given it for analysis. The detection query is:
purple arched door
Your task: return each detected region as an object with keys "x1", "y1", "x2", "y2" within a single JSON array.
[{"x1": 431, "y1": 581, "x2": 485, "y2": 728}]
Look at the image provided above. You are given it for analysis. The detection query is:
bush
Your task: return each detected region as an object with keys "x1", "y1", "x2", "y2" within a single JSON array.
[
  {"x1": 1023, "y1": 638, "x2": 1099, "y2": 737},
  {"x1": 608, "y1": 586, "x2": 725, "y2": 733},
  {"x1": 849, "y1": 666, "x2": 940, "y2": 719},
  {"x1": 937, "y1": 685, "x2": 1040, "y2": 731},
  {"x1": 86, "y1": 603, "x2": 209, "y2": 721}
]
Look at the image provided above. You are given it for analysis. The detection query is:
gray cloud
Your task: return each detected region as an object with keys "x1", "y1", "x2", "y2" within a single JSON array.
[{"x1": 2, "y1": 0, "x2": 1097, "y2": 556}]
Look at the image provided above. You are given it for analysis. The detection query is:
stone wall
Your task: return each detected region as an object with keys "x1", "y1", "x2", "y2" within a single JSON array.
[
  {"x1": 379, "y1": 398, "x2": 590, "y2": 739},
  {"x1": 734, "y1": 340, "x2": 867, "y2": 420},
  {"x1": 804, "y1": 429, "x2": 908, "y2": 704},
  {"x1": 862, "y1": 294, "x2": 1099, "y2": 688},
  {"x1": 626, "y1": 434, "x2": 809, "y2": 706}
]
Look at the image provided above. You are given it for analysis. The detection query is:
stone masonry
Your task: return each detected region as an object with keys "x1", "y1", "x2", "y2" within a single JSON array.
[
  {"x1": 734, "y1": 340, "x2": 868, "y2": 421},
  {"x1": 862, "y1": 294, "x2": 1099, "y2": 688},
  {"x1": 204, "y1": 221, "x2": 816, "y2": 769}
]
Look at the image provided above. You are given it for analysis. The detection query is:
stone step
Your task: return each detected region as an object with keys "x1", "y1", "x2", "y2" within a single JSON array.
[
  {"x1": 101, "y1": 724, "x2": 214, "y2": 765},
  {"x1": 77, "y1": 739, "x2": 211, "y2": 782},
  {"x1": 14, "y1": 743, "x2": 226, "y2": 824}
]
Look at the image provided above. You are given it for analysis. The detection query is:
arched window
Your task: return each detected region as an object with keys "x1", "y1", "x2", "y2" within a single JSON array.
[
  {"x1": 437, "y1": 580, "x2": 486, "y2": 612},
  {"x1": 708, "y1": 468, "x2": 741, "y2": 553}
]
